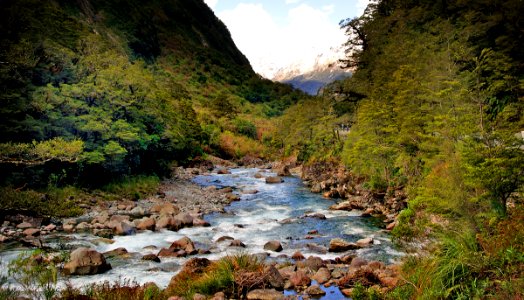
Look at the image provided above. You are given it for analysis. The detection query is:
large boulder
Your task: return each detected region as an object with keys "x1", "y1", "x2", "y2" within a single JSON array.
[
  {"x1": 264, "y1": 265, "x2": 285, "y2": 290},
  {"x1": 263, "y1": 240, "x2": 283, "y2": 252},
  {"x1": 63, "y1": 248, "x2": 111, "y2": 275},
  {"x1": 265, "y1": 176, "x2": 283, "y2": 184},
  {"x1": 151, "y1": 202, "x2": 180, "y2": 216},
  {"x1": 329, "y1": 238, "x2": 361, "y2": 252}
]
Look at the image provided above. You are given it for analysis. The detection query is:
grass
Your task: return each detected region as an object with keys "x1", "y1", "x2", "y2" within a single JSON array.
[{"x1": 166, "y1": 253, "x2": 265, "y2": 299}]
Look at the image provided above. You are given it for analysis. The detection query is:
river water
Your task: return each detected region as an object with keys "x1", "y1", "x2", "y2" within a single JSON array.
[{"x1": 1, "y1": 168, "x2": 403, "y2": 294}]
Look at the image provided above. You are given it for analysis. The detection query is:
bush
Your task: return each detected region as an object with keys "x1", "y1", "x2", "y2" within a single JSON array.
[
  {"x1": 8, "y1": 250, "x2": 60, "y2": 300},
  {"x1": 232, "y1": 118, "x2": 257, "y2": 139}
]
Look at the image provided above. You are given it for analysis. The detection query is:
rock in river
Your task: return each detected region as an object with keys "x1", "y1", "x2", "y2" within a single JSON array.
[
  {"x1": 63, "y1": 248, "x2": 111, "y2": 275},
  {"x1": 329, "y1": 238, "x2": 361, "y2": 252},
  {"x1": 264, "y1": 240, "x2": 283, "y2": 252}
]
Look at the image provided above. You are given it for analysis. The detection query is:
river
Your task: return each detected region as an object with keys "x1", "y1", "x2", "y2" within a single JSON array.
[{"x1": 1, "y1": 168, "x2": 403, "y2": 295}]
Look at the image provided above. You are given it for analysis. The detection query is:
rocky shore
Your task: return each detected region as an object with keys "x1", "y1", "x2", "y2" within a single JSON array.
[{"x1": 300, "y1": 160, "x2": 408, "y2": 230}]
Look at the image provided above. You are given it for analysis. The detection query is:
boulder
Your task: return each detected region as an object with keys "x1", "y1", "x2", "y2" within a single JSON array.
[
  {"x1": 264, "y1": 265, "x2": 285, "y2": 290},
  {"x1": 17, "y1": 222, "x2": 33, "y2": 229},
  {"x1": 44, "y1": 224, "x2": 56, "y2": 231},
  {"x1": 265, "y1": 176, "x2": 283, "y2": 184},
  {"x1": 305, "y1": 284, "x2": 326, "y2": 296},
  {"x1": 141, "y1": 253, "x2": 160, "y2": 262},
  {"x1": 276, "y1": 165, "x2": 291, "y2": 177},
  {"x1": 130, "y1": 206, "x2": 145, "y2": 217},
  {"x1": 290, "y1": 270, "x2": 311, "y2": 287},
  {"x1": 291, "y1": 251, "x2": 305, "y2": 261},
  {"x1": 159, "y1": 203, "x2": 180, "y2": 216},
  {"x1": 254, "y1": 172, "x2": 265, "y2": 179},
  {"x1": 103, "y1": 247, "x2": 129, "y2": 259},
  {"x1": 356, "y1": 237, "x2": 374, "y2": 247},
  {"x1": 264, "y1": 240, "x2": 283, "y2": 252},
  {"x1": 63, "y1": 248, "x2": 111, "y2": 275},
  {"x1": 226, "y1": 193, "x2": 241, "y2": 202},
  {"x1": 111, "y1": 221, "x2": 136, "y2": 236},
  {"x1": 137, "y1": 217, "x2": 156, "y2": 231},
  {"x1": 211, "y1": 292, "x2": 226, "y2": 300},
  {"x1": 306, "y1": 243, "x2": 328, "y2": 254},
  {"x1": 278, "y1": 265, "x2": 296, "y2": 280},
  {"x1": 192, "y1": 218, "x2": 210, "y2": 227},
  {"x1": 0, "y1": 234, "x2": 9, "y2": 243},
  {"x1": 247, "y1": 289, "x2": 284, "y2": 300},
  {"x1": 158, "y1": 248, "x2": 187, "y2": 257},
  {"x1": 386, "y1": 221, "x2": 397, "y2": 230},
  {"x1": 156, "y1": 216, "x2": 182, "y2": 231},
  {"x1": 329, "y1": 201, "x2": 353, "y2": 211},
  {"x1": 174, "y1": 213, "x2": 193, "y2": 227},
  {"x1": 216, "y1": 236, "x2": 234, "y2": 242},
  {"x1": 229, "y1": 240, "x2": 246, "y2": 248},
  {"x1": 297, "y1": 256, "x2": 324, "y2": 272},
  {"x1": 329, "y1": 238, "x2": 361, "y2": 252},
  {"x1": 216, "y1": 168, "x2": 230, "y2": 175},
  {"x1": 311, "y1": 267, "x2": 331, "y2": 284},
  {"x1": 242, "y1": 189, "x2": 258, "y2": 194},
  {"x1": 75, "y1": 222, "x2": 90, "y2": 231},
  {"x1": 23, "y1": 228, "x2": 40, "y2": 237},
  {"x1": 169, "y1": 236, "x2": 196, "y2": 254},
  {"x1": 350, "y1": 257, "x2": 369, "y2": 269},
  {"x1": 304, "y1": 213, "x2": 326, "y2": 220}
]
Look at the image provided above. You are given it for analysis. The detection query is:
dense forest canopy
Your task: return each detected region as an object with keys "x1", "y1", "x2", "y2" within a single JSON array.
[{"x1": 0, "y1": 0, "x2": 307, "y2": 187}]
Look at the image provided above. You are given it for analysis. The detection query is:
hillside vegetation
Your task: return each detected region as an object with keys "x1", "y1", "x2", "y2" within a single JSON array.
[
  {"x1": 276, "y1": 0, "x2": 523, "y2": 298},
  {"x1": 0, "y1": 0, "x2": 307, "y2": 190}
]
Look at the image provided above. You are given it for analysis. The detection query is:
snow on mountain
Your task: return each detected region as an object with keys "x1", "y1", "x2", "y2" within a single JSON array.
[{"x1": 269, "y1": 46, "x2": 351, "y2": 95}]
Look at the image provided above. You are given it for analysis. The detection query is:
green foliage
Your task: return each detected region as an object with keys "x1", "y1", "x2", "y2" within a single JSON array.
[
  {"x1": 0, "y1": 186, "x2": 83, "y2": 217},
  {"x1": 101, "y1": 175, "x2": 160, "y2": 201},
  {"x1": 8, "y1": 250, "x2": 59, "y2": 300},
  {"x1": 232, "y1": 118, "x2": 257, "y2": 139},
  {"x1": 0, "y1": 138, "x2": 84, "y2": 165}
]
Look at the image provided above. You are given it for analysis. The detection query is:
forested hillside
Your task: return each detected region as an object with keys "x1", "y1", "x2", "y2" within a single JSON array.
[
  {"x1": 0, "y1": 0, "x2": 306, "y2": 188},
  {"x1": 277, "y1": 0, "x2": 524, "y2": 298}
]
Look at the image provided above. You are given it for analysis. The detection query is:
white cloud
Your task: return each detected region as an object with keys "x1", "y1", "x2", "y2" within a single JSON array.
[
  {"x1": 218, "y1": 2, "x2": 346, "y2": 78},
  {"x1": 357, "y1": 0, "x2": 370, "y2": 15},
  {"x1": 285, "y1": 0, "x2": 301, "y2": 4},
  {"x1": 204, "y1": 0, "x2": 218, "y2": 9}
]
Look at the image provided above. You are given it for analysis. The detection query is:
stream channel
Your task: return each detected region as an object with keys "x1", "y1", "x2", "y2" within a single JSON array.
[{"x1": 1, "y1": 168, "x2": 403, "y2": 297}]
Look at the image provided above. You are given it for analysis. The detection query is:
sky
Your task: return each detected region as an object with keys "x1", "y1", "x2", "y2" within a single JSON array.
[{"x1": 204, "y1": 0, "x2": 370, "y2": 78}]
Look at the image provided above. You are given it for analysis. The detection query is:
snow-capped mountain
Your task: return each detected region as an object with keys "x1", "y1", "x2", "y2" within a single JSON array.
[{"x1": 270, "y1": 46, "x2": 351, "y2": 95}]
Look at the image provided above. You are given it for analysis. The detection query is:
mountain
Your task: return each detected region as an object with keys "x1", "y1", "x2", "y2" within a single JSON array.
[
  {"x1": 272, "y1": 47, "x2": 351, "y2": 95},
  {"x1": 0, "y1": 0, "x2": 306, "y2": 186}
]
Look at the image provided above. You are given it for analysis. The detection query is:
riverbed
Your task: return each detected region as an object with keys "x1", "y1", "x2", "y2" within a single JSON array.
[{"x1": 1, "y1": 168, "x2": 403, "y2": 292}]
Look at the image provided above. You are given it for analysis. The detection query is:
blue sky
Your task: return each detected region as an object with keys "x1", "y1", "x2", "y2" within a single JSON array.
[{"x1": 204, "y1": 0, "x2": 369, "y2": 78}]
